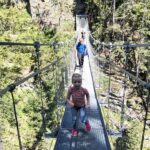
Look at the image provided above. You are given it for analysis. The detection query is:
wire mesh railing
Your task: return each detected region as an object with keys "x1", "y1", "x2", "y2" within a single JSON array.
[
  {"x1": 0, "y1": 40, "x2": 76, "y2": 150},
  {"x1": 89, "y1": 34, "x2": 150, "y2": 150},
  {"x1": 0, "y1": 58, "x2": 64, "y2": 149}
]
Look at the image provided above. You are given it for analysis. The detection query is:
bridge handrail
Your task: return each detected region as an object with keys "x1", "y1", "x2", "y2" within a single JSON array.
[
  {"x1": 94, "y1": 55, "x2": 150, "y2": 89},
  {"x1": 0, "y1": 41, "x2": 65, "y2": 47},
  {"x1": 89, "y1": 34, "x2": 150, "y2": 48},
  {"x1": 0, "y1": 57, "x2": 64, "y2": 96}
]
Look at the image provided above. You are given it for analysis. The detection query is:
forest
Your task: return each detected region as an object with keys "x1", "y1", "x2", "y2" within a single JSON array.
[{"x1": 0, "y1": 0, "x2": 150, "y2": 149}]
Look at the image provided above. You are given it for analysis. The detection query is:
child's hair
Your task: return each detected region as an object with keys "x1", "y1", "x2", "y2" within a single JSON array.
[{"x1": 72, "y1": 73, "x2": 82, "y2": 83}]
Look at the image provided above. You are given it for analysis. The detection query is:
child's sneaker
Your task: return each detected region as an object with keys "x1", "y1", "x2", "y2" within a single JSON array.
[
  {"x1": 72, "y1": 129, "x2": 78, "y2": 137},
  {"x1": 85, "y1": 121, "x2": 91, "y2": 131}
]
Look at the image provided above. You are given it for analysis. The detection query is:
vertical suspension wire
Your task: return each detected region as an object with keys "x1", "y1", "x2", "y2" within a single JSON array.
[
  {"x1": 136, "y1": 0, "x2": 147, "y2": 85},
  {"x1": 68, "y1": 49, "x2": 71, "y2": 80},
  {"x1": 142, "y1": 0, "x2": 147, "y2": 42},
  {"x1": 101, "y1": 42, "x2": 105, "y2": 92},
  {"x1": 136, "y1": 47, "x2": 139, "y2": 86},
  {"x1": 68, "y1": 45, "x2": 71, "y2": 85},
  {"x1": 98, "y1": 43, "x2": 102, "y2": 90},
  {"x1": 107, "y1": 43, "x2": 112, "y2": 131},
  {"x1": 119, "y1": 1, "x2": 127, "y2": 136},
  {"x1": 140, "y1": 5, "x2": 149, "y2": 143},
  {"x1": 140, "y1": 89, "x2": 150, "y2": 150},
  {"x1": 96, "y1": 42, "x2": 102, "y2": 115},
  {"x1": 122, "y1": 0, "x2": 126, "y2": 42},
  {"x1": 34, "y1": 42, "x2": 46, "y2": 132},
  {"x1": 98, "y1": 44, "x2": 100, "y2": 90},
  {"x1": 56, "y1": 60, "x2": 60, "y2": 127},
  {"x1": 74, "y1": 39, "x2": 77, "y2": 68},
  {"x1": 112, "y1": 0, "x2": 116, "y2": 39},
  {"x1": 61, "y1": 65, "x2": 65, "y2": 104},
  {"x1": 8, "y1": 85, "x2": 22, "y2": 150},
  {"x1": 53, "y1": 45, "x2": 60, "y2": 128},
  {"x1": 63, "y1": 42, "x2": 68, "y2": 88},
  {"x1": 141, "y1": 31, "x2": 150, "y2": 148},
  {"x1": 64, "y1": 56, "x2": 68, "y2": 88},
  {"x1": 39, "y1": 75, "x2": 46, "y2": 132},
  {"x1": 71, "y1": 44, "x2": 74, "y2": 74},
  {"x1": 120, "y1": 51, "x2": 127, "y2": 136}
]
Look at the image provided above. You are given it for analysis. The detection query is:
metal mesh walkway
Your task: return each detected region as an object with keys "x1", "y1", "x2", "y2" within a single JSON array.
[{"x1": 54, "y1": 54, "x2": 111, "y2": 150}]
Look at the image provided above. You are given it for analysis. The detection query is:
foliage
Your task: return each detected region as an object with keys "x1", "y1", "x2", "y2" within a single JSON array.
[{"x1": 116, "y1": 121, "x2": 142, "y2": 150}]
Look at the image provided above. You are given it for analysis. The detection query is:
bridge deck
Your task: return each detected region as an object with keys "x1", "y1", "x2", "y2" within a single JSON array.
[{"x1": 54, "y1": 51, "x2": 111, "y2": 149}]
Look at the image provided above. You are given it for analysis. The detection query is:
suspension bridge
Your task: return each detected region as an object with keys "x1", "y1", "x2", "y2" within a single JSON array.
[{"x1": 0, "y1": 15, "x2": 150, "y2": 150}]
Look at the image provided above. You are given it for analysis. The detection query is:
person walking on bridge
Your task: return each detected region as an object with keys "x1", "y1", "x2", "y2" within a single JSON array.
[
  {"x1": 66, "y1": 73, "x2": 91, "y2": 137},
  {"x1": 76, "y1": 38, "x2": 88, "y2": 67},
  {"x1": 81, "y1": 30, "x2": 86, "y2": 40}
]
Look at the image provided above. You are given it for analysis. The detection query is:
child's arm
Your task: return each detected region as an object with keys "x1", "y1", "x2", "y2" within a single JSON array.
[
  {"x1": 66, "y1": 87, "x2": 74, "y2": 107},
  {"x1": 85, "y1": 88, "x2": 90, "y2": 107},
  {"x1": 67, "y1": 99, "x2": 74, "y2": 107}
]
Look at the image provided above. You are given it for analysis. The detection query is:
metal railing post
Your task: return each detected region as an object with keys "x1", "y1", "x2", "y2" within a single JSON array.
[
  {"x1": 120, "y1": 43, "x2": 129, "y2": 136},
  {"x1": 33, "y1": 41, "x2": 41, "y2": 82},
  {"x1": 106, "y1": 43, "x2": 112, "y2": 131},
  {"x1": 8, "y1": 84, "x2": 22, "y2": 150},
  {"x1": 34, "y1": 41, "x2": 47, "y2": 132},
  {"x1": 140, "y1": 88, "x2": 150, "y2": 150}
]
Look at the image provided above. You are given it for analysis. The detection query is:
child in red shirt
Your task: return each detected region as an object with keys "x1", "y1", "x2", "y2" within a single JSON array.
[{"x1": 67, "y1": 73, "x2": 91, "y2": 137}]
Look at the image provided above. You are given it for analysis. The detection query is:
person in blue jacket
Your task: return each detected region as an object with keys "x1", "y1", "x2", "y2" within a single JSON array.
[{"x1": 76, "y1": 38, "x2": 88, "y2": 67}]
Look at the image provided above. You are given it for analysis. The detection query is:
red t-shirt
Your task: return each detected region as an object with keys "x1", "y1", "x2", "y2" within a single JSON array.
[{"x1": 67, "y1": 86, "x2": 89, "y2": 107}]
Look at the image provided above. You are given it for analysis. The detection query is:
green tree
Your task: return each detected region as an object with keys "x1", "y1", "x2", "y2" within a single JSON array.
[{"x1": 116, "y1": 121, "x2": 141, "y2": 150}]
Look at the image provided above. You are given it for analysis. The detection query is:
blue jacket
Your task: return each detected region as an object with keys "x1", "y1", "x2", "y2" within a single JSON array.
[{"x1": 76, "y1": 43, "x2": 87, "y2": 55}]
